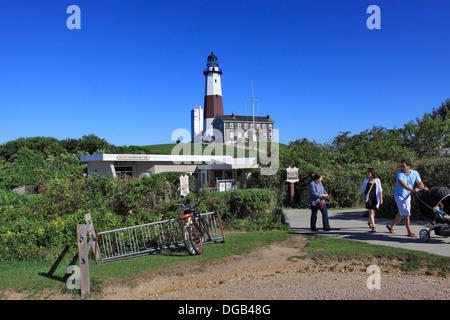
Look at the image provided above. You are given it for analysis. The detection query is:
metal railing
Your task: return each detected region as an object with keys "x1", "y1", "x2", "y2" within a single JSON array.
[{"x1": 95, "y1": 211, "x2": 225, "y2": 263}]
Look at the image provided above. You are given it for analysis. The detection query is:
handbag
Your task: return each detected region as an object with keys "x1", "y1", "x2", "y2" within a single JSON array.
[
  {"x1": 318, "y1": 199, "x2": 326, "y2": 209},
  {"x1": 364, "y1": 182, "x2": 375, "y2": 203}
]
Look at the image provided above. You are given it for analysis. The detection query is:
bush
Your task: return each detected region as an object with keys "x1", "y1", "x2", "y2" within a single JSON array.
[
  {"x1": 0, "y1": 172, "x2": 285, "y2": 263},
  {"x1": 196, "y1": 189, "x2": 284, "y2": 231},
  {"x1": 248, "y1": 141, "x2": 450, "y2": 220}
]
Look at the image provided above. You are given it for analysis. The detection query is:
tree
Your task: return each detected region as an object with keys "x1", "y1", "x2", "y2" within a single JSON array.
[
  {"x1": 61, "y1": 134, "x2": 110, "y2": 155},
  {"x1": 431, "y1": 98, "x2": 449, "y2": 120},
  {"x1": 330, "y1": 127, "x2": 413, "y2": 164},
  {"x1": 401, "y1": 99, "x2": 450, "y2": 157},
  {"x1": 0, "y1": 137, "x2": 64, "y2": 162}
]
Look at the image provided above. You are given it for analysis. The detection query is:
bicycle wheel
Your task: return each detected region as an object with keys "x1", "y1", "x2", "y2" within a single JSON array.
[
  {"x1": 189, "y1": 225, "x2": 203, "y2": 255},
  {"x1": 199, "y1": 216, "x2": 212, "y2": 242},
  {"x1": 182, "y1": 225, "x2": 195, "y2": 255}
]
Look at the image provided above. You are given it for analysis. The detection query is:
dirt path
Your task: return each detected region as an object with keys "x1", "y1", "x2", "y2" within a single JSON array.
[
  {"x1": 101, "y1": 235, "x2": 449, "y2": 300},
  {"x1": 2, "y1": 235, "x2": 449, "y2": 300}
]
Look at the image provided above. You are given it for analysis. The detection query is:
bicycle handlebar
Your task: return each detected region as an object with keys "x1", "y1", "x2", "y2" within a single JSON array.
[{"x1": 173, "y1": 198, "x2": 207, "y2": 209}]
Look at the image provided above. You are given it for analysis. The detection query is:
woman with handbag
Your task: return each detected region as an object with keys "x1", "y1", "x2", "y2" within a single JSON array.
[
  {"x1": 308, "y1": 172, "x2": 332, "y2": 231},
  {"x1": 361, "y1": 168, "x2": 383, "y2": 232}
]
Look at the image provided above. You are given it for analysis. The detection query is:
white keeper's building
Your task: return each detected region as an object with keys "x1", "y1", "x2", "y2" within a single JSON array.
[{"x1": 80, "y1": 153, "x2": 258, "y2": 191}]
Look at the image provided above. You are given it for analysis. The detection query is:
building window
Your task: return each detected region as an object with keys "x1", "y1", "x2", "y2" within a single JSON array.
[
  {"x1": 237, "y1": 123, "x2": 241, "y2": 129},
  {"x1": 244, "y1": 123, "x2": 248, "y2": 129},
  {"x1": 88, "y1": 167, "x2": 98, "y2": 176},
  {"x1": 256, "y1": 124, "x2": 260, "y2": 129},
  {"x1": 229, "y1": 123, "x2": 234, "y2": 129},
  {"x1": 263, "y1": 124, "x2": 266, "y2": 129},
  {"x1": 269, "y1": 124, "x2": 273, "y2": 129}
]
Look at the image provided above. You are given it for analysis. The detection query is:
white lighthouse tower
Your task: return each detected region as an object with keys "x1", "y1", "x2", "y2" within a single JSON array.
[{"x1": 203, "y1": 52, "x2": 224, "y2": 141}]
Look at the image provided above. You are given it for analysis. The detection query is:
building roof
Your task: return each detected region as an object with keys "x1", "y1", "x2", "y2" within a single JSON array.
[
  {"x1": 214, "y1": 114, "x2": 274, "y2": 124},
  {"x1": 80, "y1": 153, "x2": 258, "y2": 168}
]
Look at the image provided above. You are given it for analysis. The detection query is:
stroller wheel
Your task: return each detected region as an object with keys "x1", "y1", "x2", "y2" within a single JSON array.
[{"x1": 419, "y1": 229, "x2": 430, "y2": 242}]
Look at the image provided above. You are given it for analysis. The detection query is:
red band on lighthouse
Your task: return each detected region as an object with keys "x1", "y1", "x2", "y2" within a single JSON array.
[{"x1": 204, "y1": 95, "x2": 223, "y2": 118}]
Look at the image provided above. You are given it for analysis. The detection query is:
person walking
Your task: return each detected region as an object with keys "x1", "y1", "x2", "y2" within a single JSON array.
[
  {"x1": 386, "y1": 160, "x2": 428, "y2": 237},
  {"x1": 308, "y1": 172, "x2": 332, "y2": 231},
  {"x1": 361, "y1": 168, "x2": 383, "y2": 232}
]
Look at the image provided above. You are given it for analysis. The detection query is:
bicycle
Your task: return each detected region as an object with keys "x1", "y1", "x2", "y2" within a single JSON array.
[{"x1": 175, "y1": 198, "x2": 212, "y2": 255}]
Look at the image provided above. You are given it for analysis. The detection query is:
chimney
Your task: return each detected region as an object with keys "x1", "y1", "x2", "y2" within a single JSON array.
[
  {"x1": 232, "y1": 112, "x2": 235, "y2": 119},
  {"x1": 266, "y1": 114, "x2": 270, "y2": 120}
]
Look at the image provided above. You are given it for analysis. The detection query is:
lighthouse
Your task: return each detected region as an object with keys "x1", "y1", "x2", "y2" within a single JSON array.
[{"x1": 203, "y1": 52, "x2": 224, "y2": 141}]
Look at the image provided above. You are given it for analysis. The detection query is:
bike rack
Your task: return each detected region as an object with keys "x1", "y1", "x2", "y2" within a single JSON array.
[
  {"x1": 76, "y1": 211, "x2": 224, "y2": 296},
  {"x1": 95, "y1": 211, "x2": 225, "y2": 263}
]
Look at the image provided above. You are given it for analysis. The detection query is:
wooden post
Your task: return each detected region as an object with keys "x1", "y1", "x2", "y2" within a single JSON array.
[
  {"x1": 286, "y1": 167, "x2": 299, "y2": 208},
  {"x1": 75, "y1": 213, "x2": 99, "y2": 297},
  {"x1": 290, "y1": 182, "x2": 295, "y2": 207},
  {"x1": 77, "y1": 224, "x2": 90, "y2": 297}
]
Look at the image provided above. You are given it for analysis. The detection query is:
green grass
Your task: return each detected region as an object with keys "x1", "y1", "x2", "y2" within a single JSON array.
[
  {"x1": 303, "y1": 235, "x2": 450, "y2": 276},
  {"x1": 0, "y1": 230, "x2": 293, "y2": 293},
  {"x1": 90, "y1": 230, "x2": 292, "y2": 282},
  {"x1": 1, "y1": 230, "x2": 449, "y2": 297},
  {"x1": 113, "y1": 142, "x2": 289, "y2": 158}
]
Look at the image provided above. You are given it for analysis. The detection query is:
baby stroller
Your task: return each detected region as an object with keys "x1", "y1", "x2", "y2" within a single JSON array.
[{"x1": 416, "y1": 187, "x2": 450, "y2": 242}]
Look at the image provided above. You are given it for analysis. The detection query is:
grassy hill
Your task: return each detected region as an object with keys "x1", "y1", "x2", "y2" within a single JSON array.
[{"x1": 111, "y1": 142, "x2": 289, "y2": 158}]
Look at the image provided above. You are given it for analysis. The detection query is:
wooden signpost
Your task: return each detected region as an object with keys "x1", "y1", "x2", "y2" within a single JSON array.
[
  {"x1": 286, "y1": 167, "x2": 299, "y2": 207},
  {"x1": 76, "y1": 213, "x2": 99, "y2": 297}
]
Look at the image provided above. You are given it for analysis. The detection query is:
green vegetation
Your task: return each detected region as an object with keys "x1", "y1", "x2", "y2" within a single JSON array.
[
  {"x1": 251, "y1": 99, "x2": 450, "y2": 215},
  {"x1": 0, "y1": 231, "x2": 292, "y2": 293},
  {"x1": 0, "y1": 174, "x2": 285, "y2": 264},
  {"x1": 1, "y1": 231, "x2": 448, "y2": 296},
  {"x1": 0, "y1": 99, "x2": 448, "y2": 271}
]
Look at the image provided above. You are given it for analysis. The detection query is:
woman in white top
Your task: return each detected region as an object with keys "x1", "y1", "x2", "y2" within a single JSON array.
[{"x1": 361, "y1": 168, "x2": 383, "y2": 232}]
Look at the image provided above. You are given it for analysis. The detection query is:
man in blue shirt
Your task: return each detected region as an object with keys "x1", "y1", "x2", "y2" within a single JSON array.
[{"x1": 386, "y1": 160, "x2": 428, "y2": 237}]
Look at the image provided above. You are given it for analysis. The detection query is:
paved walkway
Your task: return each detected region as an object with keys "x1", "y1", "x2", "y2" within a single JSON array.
[{"x1": 283, "y1": 208, "x2": 450, "y2": 257}]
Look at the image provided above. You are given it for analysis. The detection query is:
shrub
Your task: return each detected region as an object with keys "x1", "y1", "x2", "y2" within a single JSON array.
[
  {"x1": 0, "y1": 172, "x2": 286, "y2": 263},
  {"x1": 195, "y1": 189, "x2": 284, "y2": 231}
]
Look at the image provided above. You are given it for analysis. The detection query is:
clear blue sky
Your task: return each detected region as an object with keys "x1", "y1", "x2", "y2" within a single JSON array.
[{"x1": 1, "y1": 0, "x2": 449, "y2": 147}]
